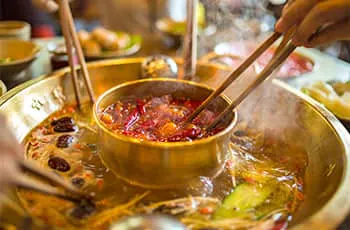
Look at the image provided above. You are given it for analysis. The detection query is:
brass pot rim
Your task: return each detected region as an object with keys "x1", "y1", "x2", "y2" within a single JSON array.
[{"x1": 93, "y1": 78, "x2": 238, "y2": 148}]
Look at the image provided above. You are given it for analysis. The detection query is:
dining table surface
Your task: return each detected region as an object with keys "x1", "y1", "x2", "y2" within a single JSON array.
[{"x1": 3, "y1": 36, "x2": 350, "y2": 230}]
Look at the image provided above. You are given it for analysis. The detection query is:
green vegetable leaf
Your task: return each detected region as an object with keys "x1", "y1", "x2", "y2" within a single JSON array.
[{"x1": 213, "y1": 183, "x2": 274, "y2": 220}]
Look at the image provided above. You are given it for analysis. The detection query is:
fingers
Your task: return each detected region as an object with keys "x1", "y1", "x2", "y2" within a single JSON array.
[
  {"x1": 32, "y1": 0, "x2": 59, "y2": 13},
  {"x1": 0, "y1": 154, "x2": 19, "y2": 193},
  {"x1": 306, "y1": 19, "x2": 350, "y2": 47},
  {"x1": 0, "y1": 115, "x2": 23, "y2": 158},
  {"x1": 275, "y1": 0, "x2": 320, "y2": 33},
  {"x1": 293, "y1": 0, "x2": 350, "y2": 45}
]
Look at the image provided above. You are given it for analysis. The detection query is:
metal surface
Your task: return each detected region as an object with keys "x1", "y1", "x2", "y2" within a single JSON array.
[
  {"x1": 109, "y1": 215, "x2": 186, "y2": 230},
  {"x1": 0, "y1": 58, "x2": 350, "y2": 229},
  {"x1": 93, "y1": 78, "x2": 237, "y2": 188},
  {"x1": 141, "y1": 55, "x2": 178, "y2": 78}
]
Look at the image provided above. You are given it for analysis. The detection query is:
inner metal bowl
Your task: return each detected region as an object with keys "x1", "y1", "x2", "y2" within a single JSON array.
[{"x1": 93, "y1": 78, "x2": 237, "y2": 188}]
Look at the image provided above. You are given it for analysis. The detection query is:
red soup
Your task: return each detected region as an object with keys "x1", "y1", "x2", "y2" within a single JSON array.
[{"x1": 98, "y1": 95, "x2": 224, "y2": 142}]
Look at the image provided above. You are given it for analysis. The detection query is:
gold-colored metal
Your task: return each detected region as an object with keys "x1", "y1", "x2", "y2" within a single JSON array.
[
  {"x1": 93, "y1": 78, "x2": 237, "y2": 188},
  {"x1": 0, "y1": 58, "x2": 349, "y2": 229}
]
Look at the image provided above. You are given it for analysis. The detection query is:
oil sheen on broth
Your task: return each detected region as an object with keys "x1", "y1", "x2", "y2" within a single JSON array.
[
  {"x1": 17, "y1": 104, "x2": 307, "y2": 230},
  {"x1": 98, "y1": 95, "x2": 225, "y2": 142}
]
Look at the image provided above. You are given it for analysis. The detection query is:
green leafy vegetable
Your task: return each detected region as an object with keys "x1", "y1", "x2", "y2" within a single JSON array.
[{"x1": 213, "y1": 183, "x2": 274, "y2": 220}]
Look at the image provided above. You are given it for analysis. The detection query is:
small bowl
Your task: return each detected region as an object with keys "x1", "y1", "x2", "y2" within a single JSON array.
[
  {"x1": 0, "y1": 21, "x2": 31, "y2": 40},
  {"x1": 93, "y1": 78, "x2": 237, "y2": 189},
  {"x1": 0, "y1": 39, "x2": 40, "y2": 83}
]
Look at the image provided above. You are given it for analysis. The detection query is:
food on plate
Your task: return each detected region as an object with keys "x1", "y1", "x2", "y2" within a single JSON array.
[
  {"x1": 77, "y1": 27, "x2": 131, "y2": 56},
  {"x1": 215, "y1": 42, "x2": 314, "y2": 78},
  {"x1": 77, "y1": 30, "x2": 91, "y2": 46},
  {"x1": 302, "y1": 81, "x2": 350, "y2": 119},
  {"x1": 98, "y1": 95, "x2": 224, "y2": 142},
  {"x1": 256, "y1": 48, "x2": 314, "y2": 78},
  {"x1": 18, "y1": 103, "x2": 307, "y2": 229},
  {"x1": 83, "y1": 39, "x2": 102, "y2": 57}
]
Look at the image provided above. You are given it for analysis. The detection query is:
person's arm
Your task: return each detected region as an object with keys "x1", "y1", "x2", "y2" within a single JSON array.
[{"x1": 275, "y1": 0, "x2": 350, "y2": 47}]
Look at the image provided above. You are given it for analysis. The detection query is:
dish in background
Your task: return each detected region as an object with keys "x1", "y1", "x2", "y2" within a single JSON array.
[
  {"x1": 214, "y1": 41, "x2": 314, "y2": 79},
  {"x1": 0, "y1": 39, "x2": 40, "y2": 83},
  {"x1": 0, "y1": 21, "x2": 31, "y2": 40},
  {"x1": 157, "y1": 1, "x2": 206, "y2": 36},
  {"x1": 302, "y1": 81, "x2": 350, "y2": 129},
  {"x1": 255, "y1": 47, "x2": 314, "y2": 79},
  {"x1": 49, "y1": 27, "x2": 142, "y2": 60},
  {"x1": 156, "y1": 3, "x2": 214, "y2": 49}
]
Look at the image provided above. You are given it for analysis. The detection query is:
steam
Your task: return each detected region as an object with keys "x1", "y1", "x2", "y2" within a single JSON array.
[
  {"x1": 196, "y1": 0, "x2": 302, "y2": 140},
  {"x1": 198, "y1": 0, "x2": 276, "y2": 56}
]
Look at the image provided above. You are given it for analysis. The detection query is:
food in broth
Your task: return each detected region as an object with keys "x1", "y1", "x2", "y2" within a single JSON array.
[
  {"x1": 98, "y1": 95, "x2": 225, "y2": 142},
  {"x1": 16, "y1": 104, "x2": 307, "y2": 229}
]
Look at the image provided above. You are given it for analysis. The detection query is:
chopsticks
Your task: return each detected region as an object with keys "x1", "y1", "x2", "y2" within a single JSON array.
[
  {"x1": 58, "y1": 0, "x2": 95, "y2": 108},
  {"x1": 13, "y1": 159, "x2": 92, "y2": 203},
  {"x1": 3, "y1": 0, "x2": 95, "y2": 206},
  {"x1": 184, "y1": 29, "x2": 297, "y2": 130},
  {"x1": 181, "y1": 0, "x2": 198, "y2": 80}
]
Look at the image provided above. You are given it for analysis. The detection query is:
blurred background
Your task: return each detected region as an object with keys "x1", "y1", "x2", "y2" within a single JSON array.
[{"x1": 1, "y1": 0, "x2": 349, "y2": 62}]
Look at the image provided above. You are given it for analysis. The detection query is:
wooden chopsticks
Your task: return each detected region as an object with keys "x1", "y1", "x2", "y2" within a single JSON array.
[
  {"x1": 184, "y1": 32, "x2": 282, "y2": 123},
  {"x1": 2, "y1": 0, "x2": 96, "y2": 207},
  {"x1": 14, "y1": 159, "x2": 92, "y2": 203},
  {"x1": 59, "y1": 0, "x2": 95, "y2": 108},
  {"x1": 181, "y1": 0, "x2": 198, "y2": 80},
  {"x1": 184, "y1": 29, "x2": 297, "y2": 130}
]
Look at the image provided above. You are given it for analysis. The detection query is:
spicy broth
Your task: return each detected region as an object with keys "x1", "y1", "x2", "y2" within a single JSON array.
[{"x1": 17, "y1": 104, "x2": 307, "y2": 229}]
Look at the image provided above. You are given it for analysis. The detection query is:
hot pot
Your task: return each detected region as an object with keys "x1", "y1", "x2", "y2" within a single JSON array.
[{"x1": 0, "y1": 58, "x2": 349, "y2": 229}]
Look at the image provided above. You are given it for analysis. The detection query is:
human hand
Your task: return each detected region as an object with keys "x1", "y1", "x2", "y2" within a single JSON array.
[
  {"x1": 275, "y1": 0, "x2": 350, "y2": 47},
  {"x1": 32, "y1": 0, "x2": 59, "y2": 13},
  {"x1": 0, "y1": 115, "x2": 22, "y2": 195}
]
